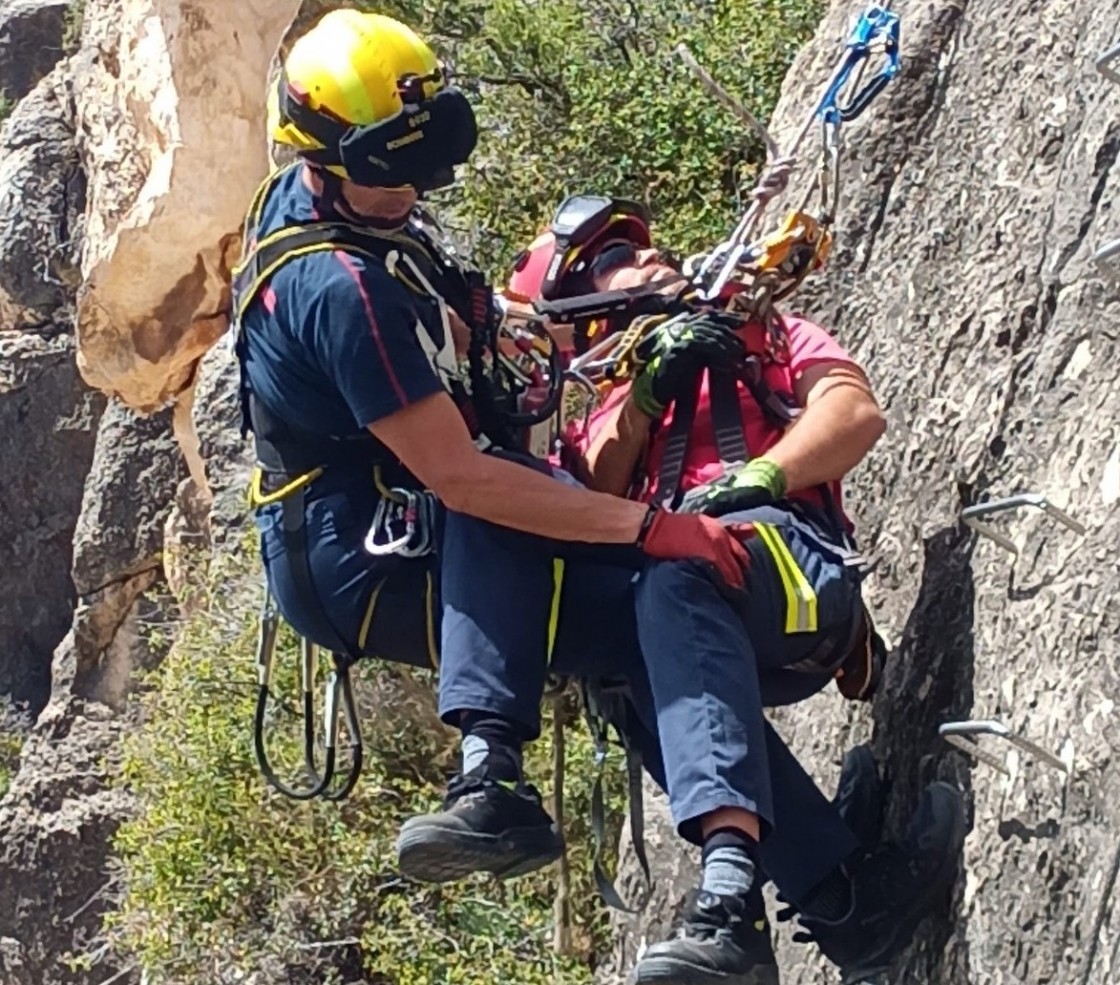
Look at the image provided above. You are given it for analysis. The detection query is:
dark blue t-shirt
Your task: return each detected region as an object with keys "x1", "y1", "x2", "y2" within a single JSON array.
[{"x1": 241, "y1": 166, "x2": 445, "y2": 438}]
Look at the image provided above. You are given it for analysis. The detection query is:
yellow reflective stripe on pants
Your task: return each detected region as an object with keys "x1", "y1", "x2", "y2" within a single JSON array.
[
  {"x1": 547, "y1": 558, "x2": 565, "y2": 660},
  {"x1": 356, "y1": 578, "x2": 387, "y2": 652},
  {"x1": 357, "y1": 570, "x2": 440, "y2": 670},
  {"x1": 755, "y1": 522, "x2": 818, "y2": 634},
  {"x1": 424, "y1": 569, "x2": 439, "y2": 668}
]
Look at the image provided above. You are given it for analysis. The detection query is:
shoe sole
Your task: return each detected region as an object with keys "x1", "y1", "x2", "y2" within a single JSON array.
[
  {"x1": 632, "y1": 955, "x2": 780, "y2": 985},
  {"x1": 841, "y1": 781, "x2": 967, "y2": 984},
  {"x1": 396, "y1": 821, "x2": 565, "y2": 883}
]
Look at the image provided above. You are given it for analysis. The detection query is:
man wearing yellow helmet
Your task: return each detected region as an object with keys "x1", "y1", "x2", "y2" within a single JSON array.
[{"x1": 233, "y1": 11, "x2": 755, "y2": 890}]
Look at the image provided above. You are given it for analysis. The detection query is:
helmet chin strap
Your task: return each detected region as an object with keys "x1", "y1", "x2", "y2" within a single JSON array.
[{"x1": 311, "y1": 167, "x2": 411, "y2": 230}]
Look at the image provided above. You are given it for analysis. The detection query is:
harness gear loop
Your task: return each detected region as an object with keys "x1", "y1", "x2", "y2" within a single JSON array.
[{"x1": 251, "y1": 584, "x2": 364, "y2": 801}]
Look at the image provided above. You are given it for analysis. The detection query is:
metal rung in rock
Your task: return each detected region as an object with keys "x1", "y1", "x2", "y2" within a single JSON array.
[
  {"x1": 939, "y1": 720, "x2": 1068, "y2": 777},
  {"x1": 961, "y1": 493, "x2": 1085, "y2": 556},
  {"x1": 1094, "y1": 238, "x2": 1120, "y2": 284},
  {"x1": 1097, "y1": 42, "x2": 1120, "y2": 83}
]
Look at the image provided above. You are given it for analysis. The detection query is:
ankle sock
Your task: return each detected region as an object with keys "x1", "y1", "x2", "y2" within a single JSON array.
[
  {"x1": 701, "y1": 827, "x2": 756, "y2": 898},
  {"x1": 460, "y1": 711, "x2": 523, "y2": 783}
]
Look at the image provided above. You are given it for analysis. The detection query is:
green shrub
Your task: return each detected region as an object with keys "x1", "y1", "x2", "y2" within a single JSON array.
[
  {"x1": 62, "y1": 1, "x2": 86, "y2": 56},
  {"x1": 106, "y1": 549, "x2": 626, "y2": 983},
  {"x1": 0, "y1": 731, "x2": 22, "y2": 799}
]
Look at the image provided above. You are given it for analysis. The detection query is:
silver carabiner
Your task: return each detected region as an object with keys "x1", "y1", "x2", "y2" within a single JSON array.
[{"x1": 364, "y1": 496, "x2": 412, "y2": 556}]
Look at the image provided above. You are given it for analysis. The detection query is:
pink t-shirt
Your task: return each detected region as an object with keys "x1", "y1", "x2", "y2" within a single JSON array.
[{"x1": 572, "y1": 315, "x2": 860, "y2": 522}]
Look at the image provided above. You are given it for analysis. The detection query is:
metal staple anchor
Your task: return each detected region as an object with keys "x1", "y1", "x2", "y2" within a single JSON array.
[
  {"x1": 1093, "y1": 237, "x2": 1120, "y2": 286},
  {"x1": 960, "y1": 493, "x2": 1086, "y2": 556},
  {"x1": 939, "y1": 720, "x2": 1068, "y2": 777},
  {"x1": 1096, "y1": 42, "x2": 1120, "y2": 83}
]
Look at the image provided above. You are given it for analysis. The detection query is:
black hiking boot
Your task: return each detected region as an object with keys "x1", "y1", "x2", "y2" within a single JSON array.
[
  {"x1": 396, "y1": 767, "x2": 565, "y2": 884},
  {"x1": 833, "y1": 743, "x2": 887, "y2": 849},
  {"x1": 797, "y1": 781, "x2": 967, "y2": 984},
  {"x1": 632, "y1": 884, "x2": 780, "y2": 985}
]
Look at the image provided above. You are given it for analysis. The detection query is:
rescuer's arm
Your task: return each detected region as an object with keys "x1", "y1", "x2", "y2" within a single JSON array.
[{"x1": 578, "y1": 386, "x2": 652, "y2": 497}]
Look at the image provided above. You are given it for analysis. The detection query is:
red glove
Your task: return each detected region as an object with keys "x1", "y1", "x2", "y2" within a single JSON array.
[{"x1": 637, "y1": 508, "x2": 752, "y2": 589}]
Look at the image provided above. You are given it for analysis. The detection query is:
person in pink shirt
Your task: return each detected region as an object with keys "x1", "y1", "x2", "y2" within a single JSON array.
[{"x1": 506, "y1": 196, "x2": 967, "y2": 985}]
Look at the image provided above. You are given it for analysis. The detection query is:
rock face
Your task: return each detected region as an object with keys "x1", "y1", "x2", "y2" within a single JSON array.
[
  {"x1": 0, "y1": 66, "x2": 85, "y2": 320},
  {"x1": 71, "y1": 0, "x2": 303, "y2": 412},
  {"x1": 0, "y1": 331, "x2": 102, "y2": 714},
  {"x1": 0, "y1": 0, "x2": 71, "y2": 103},
  {"x1": 609, "y1": 1, "x2": 1120, "y2": 983},
  {"x1": 0, "y1": 403, "x2": 183, "y2": 985}
]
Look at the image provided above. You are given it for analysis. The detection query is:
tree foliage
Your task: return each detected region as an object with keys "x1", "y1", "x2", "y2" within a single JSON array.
[{"x1": 302, "y1": 0, "x2": 825, "y2": 274}]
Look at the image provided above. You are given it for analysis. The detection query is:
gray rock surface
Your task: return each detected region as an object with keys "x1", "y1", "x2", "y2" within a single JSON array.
[
  {"x1": 0, "y1": 66, "x2": 84, "y2": 317},
  {"x1": 0, "y1": 0, "x2": 71, "y2": 103},
  {"x1": 71, "y1": 401, "x2": 185, "y2": 598},
  {"x1": 192, "y1": 339, "x2": 254, "y2": 550},
  {"x1": 0, "y1": 404, "x2": 182, "y2": 985},
  {"x1": 0, "y1": 331, "x2": 102, "y2": 713},
  {"x1": 607, "y1": 1, "x2": 1120, "y2": 983}
]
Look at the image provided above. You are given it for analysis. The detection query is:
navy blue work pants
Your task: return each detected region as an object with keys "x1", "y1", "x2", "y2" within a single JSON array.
[
  {"x1": 437, "y1": 505, "x2": 862, "y2": 905},
  {"x1": 257, "y1": 476, "x2": 860, "y2": 907}
]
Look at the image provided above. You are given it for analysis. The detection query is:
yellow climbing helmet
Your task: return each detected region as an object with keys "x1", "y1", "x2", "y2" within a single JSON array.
[{"x1": 269, "y1": 10, "x2": 478, "y2": 190}]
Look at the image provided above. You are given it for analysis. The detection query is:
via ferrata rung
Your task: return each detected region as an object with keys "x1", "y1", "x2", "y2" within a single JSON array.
[{"x1": 960, "y1": 493, "x2": 1086, "y2": 557}]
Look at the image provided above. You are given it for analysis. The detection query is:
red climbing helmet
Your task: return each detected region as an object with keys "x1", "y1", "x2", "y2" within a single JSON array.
[{"x1": 505, "y1": 194, "x2": 652, "y2": 302}]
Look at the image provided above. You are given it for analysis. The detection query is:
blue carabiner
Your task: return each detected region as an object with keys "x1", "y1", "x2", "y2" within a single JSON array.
[{"x1": 816, "y1": 4, "x2": 901, "y2": 124}]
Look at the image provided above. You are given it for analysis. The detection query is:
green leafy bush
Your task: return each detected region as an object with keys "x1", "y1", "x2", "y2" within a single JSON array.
[
  {"x1": 107, "y1": 549, "x2": 625, "y2": 983},
  {"x1": 0, "y1": 731, "x2": 22, "y2": 799}
]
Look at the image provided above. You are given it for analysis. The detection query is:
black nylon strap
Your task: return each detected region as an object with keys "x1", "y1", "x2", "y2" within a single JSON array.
[
  {"x1": 652, "y1": 374, "x2": 702, "y2": 509},
  {"x1": 280, "y1": 486, "x2": 360, "y2": 665},
  {"x1": 708, "y1": 367, "x2": 749, "y2": 468}
]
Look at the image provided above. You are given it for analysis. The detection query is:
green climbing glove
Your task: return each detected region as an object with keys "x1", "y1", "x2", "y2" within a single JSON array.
[
  {"x1": 630, "y1": 313, "x2": 745, "y2": 418},
  {"x1": 677, "y1": 457, "x2": 788, "y2": 517}
]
